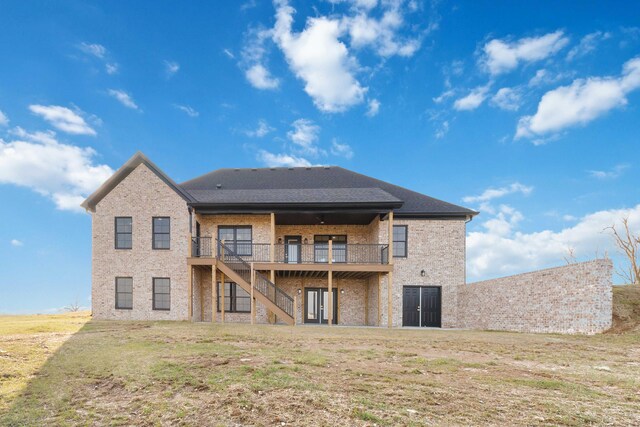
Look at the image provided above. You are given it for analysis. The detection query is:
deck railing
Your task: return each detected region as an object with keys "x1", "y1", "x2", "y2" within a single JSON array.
[{"x1": 191, "y1": 238, "x2": 389, "y2": 265}]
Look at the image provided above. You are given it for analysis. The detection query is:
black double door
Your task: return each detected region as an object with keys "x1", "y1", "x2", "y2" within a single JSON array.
[
  {"x1": 304, "y1": 288, "x2": 338, "y2": 324},
  {"x1": 402, "y1": 286, "x2": 441, "y2": 327}
]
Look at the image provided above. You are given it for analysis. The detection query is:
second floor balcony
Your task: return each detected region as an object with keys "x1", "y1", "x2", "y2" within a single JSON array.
[{"x1": 191, "y1": 237, "x2": 389, "y2": 265}]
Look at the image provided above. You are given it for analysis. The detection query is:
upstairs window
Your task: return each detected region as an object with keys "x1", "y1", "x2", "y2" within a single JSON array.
[
  {"x1": 218, "y1": 226, "x2": 252, "y2": 256},
  {"x1": 152, "y1": 278, "x2": 171, "y2": 310},
  {"x1": 115, "y1": 277, "x2": 133, "y2": 309},
  {"x1": 115, "y1": 217, "x2": 132, "y2": 249},
  {"x1": 393, "y1": 225, "x2": 408, "y2": 258},
  {"x1": 153, "y1": 217, "x2": 171, "y2": 249}
]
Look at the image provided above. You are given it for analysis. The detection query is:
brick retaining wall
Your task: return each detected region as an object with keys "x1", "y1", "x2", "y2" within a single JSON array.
[{"x1": 458, "y1": 259, "x2": 613, "y2": 334}]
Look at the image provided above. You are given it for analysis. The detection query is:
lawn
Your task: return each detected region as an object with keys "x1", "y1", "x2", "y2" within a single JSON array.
[{"x1": 1, "y1": 290, "x2": 639, "y2": 426}]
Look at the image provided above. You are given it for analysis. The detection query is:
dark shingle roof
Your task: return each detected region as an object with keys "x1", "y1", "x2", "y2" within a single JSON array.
[
  {"x1": 180, "y1": 166, "x2": 476, "y2": 217},
  {"x1": 187, "y1": 187, "x2": 401, "y2": 205}
]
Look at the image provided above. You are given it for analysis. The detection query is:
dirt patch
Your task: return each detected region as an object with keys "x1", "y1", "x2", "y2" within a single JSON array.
[{"x1": 608, "y1": 285, "x2": 640, "y2": 334}]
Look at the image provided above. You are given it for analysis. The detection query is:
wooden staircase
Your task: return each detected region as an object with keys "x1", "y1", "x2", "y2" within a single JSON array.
[{"x1": 217, "y1": 241, "x2": 295, "y2": 325}]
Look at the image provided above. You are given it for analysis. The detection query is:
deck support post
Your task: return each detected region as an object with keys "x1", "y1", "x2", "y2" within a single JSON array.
[
  {"x1": 377, "y1": 272, "x2": 382, "y2": 326},
  {"x1": 387, "y1": 211, "x2": 394, "y2": 328},
  {"x1": 328, "y1": 239, "x2": 333, "y2": 326},
  {"x1": 250, "y1": 263, "x2": 256, "y2": 325},
  {"x1": 212, "y1": 265, "x2": 217, "y2": 323},
  {"x1": 188, "y1": 265, "x2": 193, "y2": 321},
  {"x1": 220, "y1": 271, "x2": 225, "y2": 324},
  {"x1": 365, "y1": 280, "x2": 369, "y2": 326}
]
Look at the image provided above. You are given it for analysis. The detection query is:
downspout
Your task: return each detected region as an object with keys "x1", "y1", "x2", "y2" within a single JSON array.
[{"x1": 188, "y1": 207, "x2": 193, "y2": 234}]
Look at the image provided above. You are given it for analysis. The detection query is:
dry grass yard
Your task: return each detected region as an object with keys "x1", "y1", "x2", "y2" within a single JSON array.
[{"x1": 1, "y1": 286, "x2": 639, "y2": 426}]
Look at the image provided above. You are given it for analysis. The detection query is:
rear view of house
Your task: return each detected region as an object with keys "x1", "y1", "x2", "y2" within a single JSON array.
[{"x1": 82, "y1": 152, "x2": 476, "y2": 328}]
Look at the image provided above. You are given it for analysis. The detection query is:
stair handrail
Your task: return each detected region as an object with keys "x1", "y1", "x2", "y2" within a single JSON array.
[{"x1": 216, "y1": 239, "x2": 294, "y2": 318}]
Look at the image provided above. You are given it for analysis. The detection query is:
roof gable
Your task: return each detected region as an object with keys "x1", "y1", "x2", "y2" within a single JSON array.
[{"x1": 80, "y1": 152, "x2": 195, "y2": 212}]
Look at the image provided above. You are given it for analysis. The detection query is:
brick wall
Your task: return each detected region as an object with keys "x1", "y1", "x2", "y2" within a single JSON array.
[
  {"x1": 91, "y1": 164, "x2": 190, "y2": 320},
  {"x1": 378, "y1": 218, "x2": 467, "y2": 327},
  {"x1": 458, "y1": 259, "x2": 613, "y2": 334}
]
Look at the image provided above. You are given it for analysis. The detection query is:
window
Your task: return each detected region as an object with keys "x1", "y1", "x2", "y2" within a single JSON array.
[
  {"x1": 115, "y1": 277, "x2": 133, "y2": 309},
  {"x1": 153, "y1": 278, "x2": 171, "y2": 310},
  {"x1": 153, "y1": 217, "x2": 171, "y2": 249},
  {"x1": 393, "y1": 225, "x2": 408, "y2": 258},
  {"x1": 216, "y1": 282, "x2": 250, "y2": 313},
  {"x1": 314, "y1": 235, "x2": 347, "y2": 263},
  {"x1": 218, "y1": 226, "x2": 252, "y2": 256},
  {"x1": 115, "y1": 217, "x2": 132, "y2": 249}
]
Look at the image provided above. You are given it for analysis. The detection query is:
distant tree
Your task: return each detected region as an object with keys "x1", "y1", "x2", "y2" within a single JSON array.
[
  {"x1": 64, "y1": 298, "x2": 81, "y2": 312},
  {"x1": 564, "y1": 247, "x2": 577, "y2": 265},
  {"x1": 607, "y1": 217, "x2": 640, "y2": 285}
]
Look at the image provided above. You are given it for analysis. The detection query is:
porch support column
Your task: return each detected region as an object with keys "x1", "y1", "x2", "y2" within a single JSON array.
[
  {"x1": 250, "y1": 263, "x2": 256, "y2": 325},
  {"x1": 269, "y1": 213, "x2": 276, "y2": 324},
  {"x1": 365, "y1": 280, "x2": 369, "y2": 326},
  {"x1": 387, "y1": 211, "x2": 394, "y2": 328},
  {"x1": 220, "y1": 271, "x2": 225, "y2": 324},
  {"x1": 270, "y1": 213, "x2": 275, "y2": 263},
  {"x1": 212, "y1": 265, "x2": 217, "y2": 323},
  {"x1": 377, "y1": 272, "x2": 382, "y2": 326},
  {"x1": 188, "y1": 265, "x2": 193, "y2": 321},
  {"x1": 328, "y1": 239, "x2": 333, "y2": 326}
]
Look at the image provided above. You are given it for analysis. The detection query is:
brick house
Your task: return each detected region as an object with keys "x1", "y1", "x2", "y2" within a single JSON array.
[{"x1": 82, "y1": 152, "x2": 478, "y2": 328}]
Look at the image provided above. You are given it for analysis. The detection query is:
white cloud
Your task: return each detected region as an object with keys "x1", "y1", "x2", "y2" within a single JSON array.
[
  {"x1": 245, "y1": 64, "x2": 280, "y2": 89},
  {"x1": 516, "y1": 57, "x2": 640, "y2": 139},
  {"x1": 433, "y1": 88, "x2": 455, "y2": 104},
  {"x1": 10, "y1": 127, "x2": 57, "y2": 144},
  {"x1": 29, "y1": 105, "x2": 96, "y2": 136},
  {"x1": 257, "y1": 149, "x2": 312, "y2": 167},
  {"x1": 223, "y1": 48, "x2": 235, "y2": 59},
  {"x1": 78, "y1": 42, "x2": 106, "y2": 59},
  {"x1": 10, "y1": 239, "x2": 23, "y2": 247},
  {"x1": 344, "y1": 7, "x2": 421, "y2": 57},
  {"x1": 77, "y1": 42, "x2": 118, "y2": 74},
  {"x1": 528, "y1": 68, "x2": 573, "y2": 87},
  {"x1": 366, "y1": 98, "x2": 380, "y2": 116},
  {"x1": 490, "y1": 87, "x2": 522, "y2": 111},
  {"x1": 588, "y1": 163, "x2": 629, "y2": 180},
  {"x1": 164, "y1": 60, "x2": 180, "y2": 78},
  {"x1": 244, "y1": 119, "x2": 275, "y2": 137},
  {"x1": 434, "y1": 120, "x2": 449, "y2": 139},
  {"x1": 105, "y1": 63, "x2": 119, "y2": 74},
  {"x1": 463, "y1": 182, "x2": 533, "y2": 203},
  {"x1": 108, "y1": 89, "x2": 140, "y2": 110},
  {"x1": 272, "y1": 0, "x2": 367, "y2": 112},
  {"x1": 482, "y1": 30, "x2": 569, "y2": 75},
  {"x1": 0, "y1": 133, "x2": 114, "y2": 212},
  {"x1": 330, "y1": 139, "x2": 354, "y2": 159},
  {"x1": 287, "y1": 118, "x2": 321, "y2": 155},
  {"x1": 453, "y1": 84, "x2": 491, "y2": 111},
  {"x1": 467, "y1": 204, "x2": 640, "y2": 281},
  {"x1": 0, "y1": 110, "x2": 8, "y2": 126},
  {"x1": 174, "y1": 104, "x2": 199, "y2": 117},
  {"x1": 567, "y1": 31, "x2": 611, "y2": 61}
]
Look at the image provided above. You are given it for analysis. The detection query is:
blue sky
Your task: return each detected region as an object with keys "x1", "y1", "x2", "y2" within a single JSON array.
[{"x1": 1, "y1": 0, "x2": 639, "y2": 313}]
